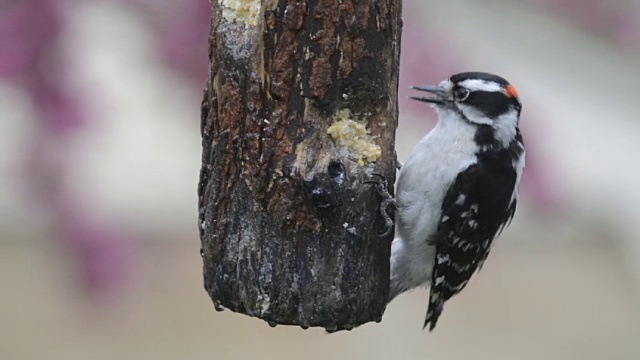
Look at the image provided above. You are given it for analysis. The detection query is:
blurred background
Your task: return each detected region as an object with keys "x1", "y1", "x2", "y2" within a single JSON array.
[{"x1": 1, "y1": 0, "x2": 640, "y2": 359}]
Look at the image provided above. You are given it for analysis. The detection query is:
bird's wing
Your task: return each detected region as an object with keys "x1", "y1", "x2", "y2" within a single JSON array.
[{"x1": 423, "y1": 160, "x2": 517, "y2": 331}]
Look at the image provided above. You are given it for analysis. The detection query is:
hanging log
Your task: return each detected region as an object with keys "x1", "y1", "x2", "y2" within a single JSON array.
[{"x1": 198, "y1": 0, "x2": 402, "y2": 330}]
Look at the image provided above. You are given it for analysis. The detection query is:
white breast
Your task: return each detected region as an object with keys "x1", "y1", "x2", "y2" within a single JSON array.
[
  {"x1": 390, "y1": 110, "x2": 479, "y2": 293},
  {"x1": 396, "y1": 110, "x2": 479, "y2": 245}
]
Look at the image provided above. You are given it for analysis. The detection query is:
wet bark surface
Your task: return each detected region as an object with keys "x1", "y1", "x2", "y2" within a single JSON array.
[{"x1": 199, "y1": 0, "x2": 401, "y2": 330}]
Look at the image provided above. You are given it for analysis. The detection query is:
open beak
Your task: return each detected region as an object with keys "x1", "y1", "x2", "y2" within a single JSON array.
[{"x1": 410, "y1": 85, "x2": 449, "y2": 104}]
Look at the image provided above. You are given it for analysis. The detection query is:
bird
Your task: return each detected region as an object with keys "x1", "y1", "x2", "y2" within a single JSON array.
[{"x1": 383, "y1": 71, "x2": 525, "y2": 331}]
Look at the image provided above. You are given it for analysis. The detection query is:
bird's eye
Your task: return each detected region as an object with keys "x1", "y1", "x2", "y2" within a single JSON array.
[{"x1": 454, "y1": 87, "x2": 470, "y2": 101}]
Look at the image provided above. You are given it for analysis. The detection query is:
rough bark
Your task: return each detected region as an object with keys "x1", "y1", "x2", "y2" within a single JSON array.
[{"x1": 199, "y1": 0, "x2": 401, "y2": 330}]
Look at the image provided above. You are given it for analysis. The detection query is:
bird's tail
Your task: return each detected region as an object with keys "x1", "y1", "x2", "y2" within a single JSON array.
[{"x1": 423, "y1": 296, "x2": 444, "y2": 331}]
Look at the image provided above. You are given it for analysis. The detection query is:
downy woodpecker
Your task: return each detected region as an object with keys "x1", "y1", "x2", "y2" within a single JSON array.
[{"x1": 388, "y1": 72, "x2": 525, "y2": 330}]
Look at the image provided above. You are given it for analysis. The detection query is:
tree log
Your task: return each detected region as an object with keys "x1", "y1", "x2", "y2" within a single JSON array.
[{"x1": 198, "y1": 0, "x2": 402, "y2": 330}]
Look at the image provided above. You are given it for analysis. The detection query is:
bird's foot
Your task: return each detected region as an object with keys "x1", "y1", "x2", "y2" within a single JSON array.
[{"x1": 364, "y1": 173, "x2": 396, "y2": 237}]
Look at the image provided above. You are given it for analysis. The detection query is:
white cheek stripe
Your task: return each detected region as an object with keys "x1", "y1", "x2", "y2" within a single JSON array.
[
  {"x1": 459, "y1": 79, "x2": 503, "y2": 93},
  {"x1": 455, "y1": 104, "x2": 493, "y2": 125}
]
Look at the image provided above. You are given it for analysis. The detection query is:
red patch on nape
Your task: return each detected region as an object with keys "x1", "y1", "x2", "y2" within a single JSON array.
[{"x1": 506, "y1": 84, "x2": 519, "y2": 98}]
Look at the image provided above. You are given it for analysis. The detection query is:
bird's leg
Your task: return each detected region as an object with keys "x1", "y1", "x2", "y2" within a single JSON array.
[
  {"x1": 364, "y1": 173, "x2": 396, "y2": 237},
  {"x1": 395, "y1": 151, "x2": 402, "y2": 170}
]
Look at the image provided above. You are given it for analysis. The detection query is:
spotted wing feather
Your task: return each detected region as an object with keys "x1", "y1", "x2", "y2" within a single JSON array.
[{"x1": 423, "y1": 152, "x2": 519, "y2": 331}]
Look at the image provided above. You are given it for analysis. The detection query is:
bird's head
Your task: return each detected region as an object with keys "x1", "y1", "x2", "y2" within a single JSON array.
[{"x1": 411, "y1": 72, "x2": 522, "y2": 126}]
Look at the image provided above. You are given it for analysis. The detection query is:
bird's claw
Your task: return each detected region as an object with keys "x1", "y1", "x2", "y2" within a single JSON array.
[{"x1": 365, "y1": 173, "x2": 396, "y2": 237}]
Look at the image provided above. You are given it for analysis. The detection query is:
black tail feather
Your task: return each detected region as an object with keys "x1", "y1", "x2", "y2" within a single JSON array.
[{"x1": 423, "y1": 302, "x2": 443, "y2": 331}]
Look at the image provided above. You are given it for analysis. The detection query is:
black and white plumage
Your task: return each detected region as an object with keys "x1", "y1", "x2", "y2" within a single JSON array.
[{"x1": 389, "y1": 72, "x2": 525, "y2": 331}]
